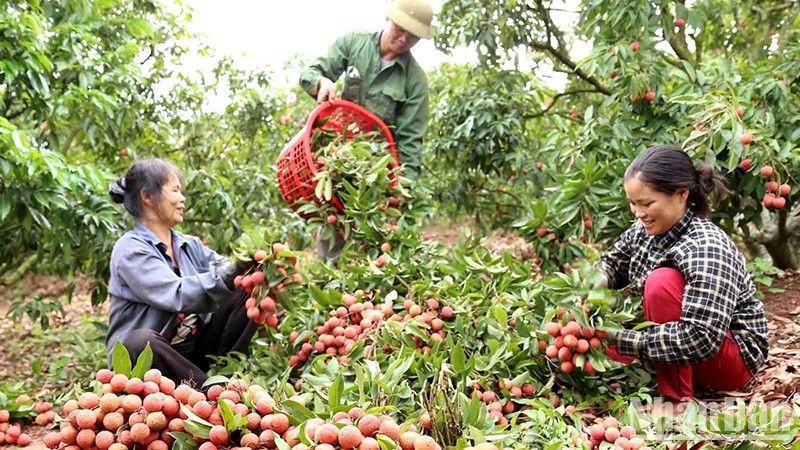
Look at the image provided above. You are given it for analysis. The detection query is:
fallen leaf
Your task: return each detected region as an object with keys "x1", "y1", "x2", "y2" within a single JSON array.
[{"x1": 771, "y1": 315, "x2": 793, "y2": 323}]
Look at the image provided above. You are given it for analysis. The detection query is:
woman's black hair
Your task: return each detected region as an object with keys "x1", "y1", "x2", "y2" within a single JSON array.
[
  {"x1": 624, "y1": 145, "x2": 729, "y2": 218},
  {"x1": 109, "y1": 158, "x2": 183, "y2": 218}
]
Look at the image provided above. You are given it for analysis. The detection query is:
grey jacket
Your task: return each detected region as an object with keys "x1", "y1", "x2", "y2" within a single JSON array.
[{"x1": 105, "y1": 221, "x2": 232, "y2": 365}]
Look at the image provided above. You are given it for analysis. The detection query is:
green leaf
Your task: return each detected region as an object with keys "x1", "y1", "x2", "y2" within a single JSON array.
[
  {"x1": 273, "y1": 436, "x2": 291, "y2": 450},
  {"x1": 328, "y1": 373, "x2": 344, "y2": 410},
  {"x1": 168, "y1": 432, "x2": 200, "y2": 450},
  {"x1": 217, "y1": 396, "x2": 236, "y2": 432},
  {"x1": 203, "y1": 375, "x2": 231, "y2": 388},
  {"x1": 181, "y1": 405, "x2": 214, "y2": 428},
  {"x1": 182, "y1": 420, "x2": 211, "y2": 439},
  {"x1": 111, "y1": 341, "x2": 131, "y2": 376},
  {"x1": 451, "y1": 342, "x2": 467, "y2": 374},
  {"x1": 130, "y1": 342, "x2": 153, "y2": 379},
  {"x1": 280, "y1": 400, "x2": 316, "y2": 422}
]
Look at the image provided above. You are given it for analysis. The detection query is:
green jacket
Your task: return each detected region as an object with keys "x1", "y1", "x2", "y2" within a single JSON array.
[{"x1": 299, "y1": 31, "x2": 429, "y2": 180}]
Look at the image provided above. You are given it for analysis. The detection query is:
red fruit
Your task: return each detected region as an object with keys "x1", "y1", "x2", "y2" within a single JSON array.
[
  {"x1": 326, "y1": 215, "x2": 337, "y2": 225},
  {"x1": 558, "y1": 347, "x2": 572, "y2": 362},
  {"x1": 772, "y1": 196, "x2": 786, "y2": 209},
  {"x1": 740, "y1": 158, "x2": 752, "y2": 170},
  {"x1": 537, "y1": 227, "x2": 548, "y2": 237},
  {"x1": 536, "y1": 161, "x2": 544, "y2": 169},
  {"x1": 545, "y1": 322, "x2": 561, "y2": 337},
  {"x1": 588, "y1": 424, "x2": 605, "y2": 440},
  {"x1": 560, "y1": 361, "x2": 574, "y2": 373},
  {"x1": 358, "y1": 414, "x2": 381, "y2": 437},
  {"x1": 272, "y1": 242, "x2": 287, "y2": 255},
  {"x1": 546, "y1": 345, "x2": 559, "y2": 358},
  {"x1": 398, "y1": 432, "x2": 420, "y2": 450},
  {"x1": 605, "y1": 426, "x2": 620, "y2": 443},
  {"x1": 95, "y1": 369, "x2": 114, "y2": 384},
  {"x1": 335, "y1": 425, "x2": 362, "y2": 448},
  {"x1": 250, "y1": 271, "x2": 265, "y2": 285},
  {"x1": 630, "y1": 41, "x2": 640, "y2": 51},
  {"x1": 315, "y1": 423, "x2": 339, "y2": 445},
  {"x1": 674, "y1": 18, "x2": 685, "y2": 27},
  {"x1": 413, "y1": 436, "x2": 437, "y2": 450},
  {"x1": 779, "y1": 184, "x2": 791, "y2": 196},
  {"x1": 766, "y1": 181, "x2": 779, "y2": 193},
  {"x1": 602, "y1": 416, "x2": 620, "y2": 429},
  {"x1": 616, "y1": 436, "x2": 632, "y2": 450},
  {"x1": 378, "y1": 420, "x2": 400, "y2": 441},
  {"x1": 43, "y1": 431, "x2": 62, "y2": 449},
  {"x1": 763, "y1": 193, "x2": 776, "y2": 207},
  {"x1": 381, "y1": 242, "x2": 392, "y2": 252},
  {"x1": 760, "y1": 165, "x2": 774, "y2": 177},
  {"x1": 441, "y1": 306, "x2": 454, "y2": 319},
  {"x1": 610, "y1": 70, "x2": 618, "y2": 79},
  {"x1": 576, "y1": 339, "x2": 590, "y2": 354},
  {"x1": 120, "y1": 148, "x2": 128, "y2": 157},
  {"x1": 736, "y1": 106, "x2": 744, "y2": 117},
  {"x1": 360, "y1": 437, "x2": 381, "y2": 450},
  {"x1": 739, "y1": 133, "x2": 753, "y2": 145},
  {"x1": 253, "y1": 250, "x2": 267, "y2": 262},
  {"x1": 584, "y1": 359, "x2": 596, "y2": 374},
  {"x1": 620, "y1": 425, "x2": 637, "y2": 439},
  {"x1": 584, "y1": 219, "x2": 592, "y2": 229},
  {"x1": 644, "y1": 91, "x2": 656, "y2": 102},
  {"x1": 563, "y1": 334, "x2": 578, "y2": 349}
]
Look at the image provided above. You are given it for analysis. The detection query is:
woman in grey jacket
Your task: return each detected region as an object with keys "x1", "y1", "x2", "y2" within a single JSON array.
[{"x1": 106, "y1": 158, "x2": 254, "y2": 387}]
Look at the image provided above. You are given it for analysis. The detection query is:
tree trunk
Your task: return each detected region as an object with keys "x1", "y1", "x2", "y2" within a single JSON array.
[{"x1": 762, "y1": 238, "x2": 798, "y2": 270}]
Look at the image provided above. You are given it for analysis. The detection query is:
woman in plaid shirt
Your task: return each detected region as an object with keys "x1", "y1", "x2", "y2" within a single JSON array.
[{"x1": 598, "y1": 145, "x2": 768, "y2": 401}]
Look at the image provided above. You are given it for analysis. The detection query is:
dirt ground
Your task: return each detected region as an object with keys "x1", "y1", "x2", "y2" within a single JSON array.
[{"x1": 0, "y1": 230, "x2": 798, "y2": 449}]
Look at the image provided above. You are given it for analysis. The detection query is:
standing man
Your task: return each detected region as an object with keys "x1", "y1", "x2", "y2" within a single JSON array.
[
  {"x1": 299, "y1": 0, "x2": 433, "y2": 181},
  {"x1": 299, "y1": 0, "x2": 433, "y2": 261}
]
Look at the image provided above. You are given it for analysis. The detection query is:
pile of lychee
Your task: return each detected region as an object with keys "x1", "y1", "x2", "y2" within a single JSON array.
[
  {"x1": 41, "y1": 369, "x2": 446, "y2": 450},
  {"x1": 540, "y1": 312, "x2": 607, "y2": 375},
  {"x1": 0, "y1": 408, "x2": 32, "y2": 447},
  {"x1": 758, "y1": 166, "x2": 791, "y2": 210},
  {"x1": 235, "y1": 243, "x2": 304, "y2": 328},
  {"x1": 584, "y1": 416, "x2": 651, "y2": 450},
  {"x1": 470, "y1": 378, "x2": 536, "y2": 425},
  {"x1": 288, "y1": 294, "x2": 454, "y2": 368},
  {"x1": 282, "y1": 410, "x2": 444, "y2": 450}
]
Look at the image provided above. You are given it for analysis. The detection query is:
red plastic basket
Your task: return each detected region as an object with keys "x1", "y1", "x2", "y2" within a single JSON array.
[{"x1": 277, "y1": 100, "x2": 399, "y2": 218}]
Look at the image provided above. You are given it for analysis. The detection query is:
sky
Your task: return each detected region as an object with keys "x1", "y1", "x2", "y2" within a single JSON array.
[
  {"x1": 184, "y1": 0, "x2": 456, "y2": 78},
  {"x1": 180, "y1": 0, "x2": 584, "y2": 109}
]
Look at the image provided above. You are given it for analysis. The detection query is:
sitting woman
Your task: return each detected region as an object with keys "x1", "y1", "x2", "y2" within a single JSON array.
[
  {"x1": 598, "y1": 145, "x2": 768, "y2": 401},
  {"x1": 106, "y1": 158, "x2": 256, "y2": 387}
]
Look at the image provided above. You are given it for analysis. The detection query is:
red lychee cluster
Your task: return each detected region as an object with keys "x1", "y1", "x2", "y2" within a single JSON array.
[
  {"x1": 470, "y1": 378, "x2": 537, "y2": 425},
  {"x1": 283, "y1": 410, "x2": 443, "y2": 450},
  {"x1": 0, "y1": 408, "x2": 32, "y2": 447},
  {"x1": 584, "y1": 416, "x2": 651, "y2": 450},
  {"x1": 236, "y1": 243, "x2": 304, "y2": 328},
  {"x1": 289, "y1": 294, "x2": 455, "y2": 368},
  {"x1": 540, "y1": 311, "x2": 607, "y2": 375},
  {"x1": 760, "y1": 170, "x2": 791, "y2": 210}
]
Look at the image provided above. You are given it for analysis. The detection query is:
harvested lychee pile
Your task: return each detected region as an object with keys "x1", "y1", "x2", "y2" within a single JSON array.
[
  {"x1": 584, "y1": 416, "x2": 651, "y2": 450},
  {"x1": 470, "y1": 378, "x2": 536, "y2": 425},
  {"x1": 289, "y1": 293, "x2": 455, "y2": 368},
  {"x1": 41, "y1": 368, "x2": 447, "y2": 450},
  {"x1": 0, "y1": 408, "x2": 33, "y2": 447}
]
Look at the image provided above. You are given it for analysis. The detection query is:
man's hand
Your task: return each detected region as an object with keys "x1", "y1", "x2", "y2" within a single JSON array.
[{"x1": 316, "y1": 78, "x2": 338, "y2": 104}]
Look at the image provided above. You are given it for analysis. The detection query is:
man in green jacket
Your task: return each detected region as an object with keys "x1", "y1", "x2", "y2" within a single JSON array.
[{"x1": 299, "y1": 0, "x2": 432, "y2": 181}]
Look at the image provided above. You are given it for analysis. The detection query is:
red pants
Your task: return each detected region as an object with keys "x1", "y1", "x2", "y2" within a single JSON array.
[{"x1": 643, "y1": 267, "x2": 752, "y2": 400}]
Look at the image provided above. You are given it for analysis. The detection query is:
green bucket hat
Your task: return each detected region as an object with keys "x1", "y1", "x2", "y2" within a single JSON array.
[{"x1": 387, "y1": 0, "x2": 433, "y2": 39}]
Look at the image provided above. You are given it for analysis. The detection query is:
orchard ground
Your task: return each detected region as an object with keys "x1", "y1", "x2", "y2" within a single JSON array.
[{"x1": 1, "y1": 228, "x2": 799, "y2": 450}]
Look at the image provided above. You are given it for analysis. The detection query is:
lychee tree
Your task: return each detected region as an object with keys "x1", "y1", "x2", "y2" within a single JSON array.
[{"x1": 432, "y1": 0, "x2": 800, "y2": 268}]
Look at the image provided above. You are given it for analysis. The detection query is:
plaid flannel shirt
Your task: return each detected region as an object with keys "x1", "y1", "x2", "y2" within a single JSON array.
[{"x1": 600, "y1": 211, "x2": 768, "y2": 376}]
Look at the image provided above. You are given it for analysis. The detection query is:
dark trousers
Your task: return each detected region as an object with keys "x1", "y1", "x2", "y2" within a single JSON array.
[{"x1": 122, "y1": 289, "x2": 258, "y2": 388}]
